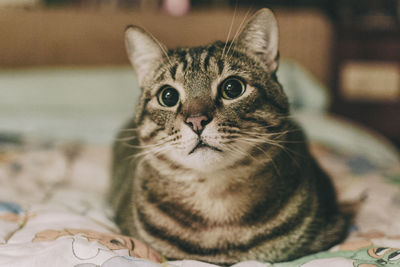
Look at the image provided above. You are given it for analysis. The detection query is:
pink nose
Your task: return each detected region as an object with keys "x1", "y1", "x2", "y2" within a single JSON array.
[{"x1": 185, "y1": 115, "x2": 210, "y2": 134}]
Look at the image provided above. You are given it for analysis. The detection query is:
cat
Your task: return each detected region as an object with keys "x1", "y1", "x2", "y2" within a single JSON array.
[{"x1": 109, "y1": 8, "x2": 350, "y2": 265}]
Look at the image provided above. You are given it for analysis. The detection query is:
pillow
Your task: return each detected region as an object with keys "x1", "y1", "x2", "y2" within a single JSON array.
[{"x1": 277, "y1": 60, "x2": 329, "y2": 112}]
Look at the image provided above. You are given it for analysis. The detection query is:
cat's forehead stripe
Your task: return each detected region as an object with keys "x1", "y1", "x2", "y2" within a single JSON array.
[
  {"x1": 184, "y1": 50, "x2": 193, "y2": 73},
  {"x1": 217, "y1": 59, "x2": 224, "y2": 75},
  {"x1": 199, "y1": 50, "x2": 209, "y2": 72},
  {"x1": 187, "y1": 49, "x2": 197, "y2": 71},
  {"x1": 202, "y1": 46, "x2": 215, "y2": 72},
  {"x1": 169, "y1": 64, "x2": 178, "y2": 80},
  {"x1": 172, "y1": 49, "x2": 188, "y2": 72}
]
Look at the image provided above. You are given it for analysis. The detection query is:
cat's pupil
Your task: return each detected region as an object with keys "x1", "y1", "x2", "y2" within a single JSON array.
[
  {"x1": 158, "y1": 86, "x2": 179, "y2": 107},
  {"x1": 221, "y1": 78, "x2": 245, "y2": 100}
]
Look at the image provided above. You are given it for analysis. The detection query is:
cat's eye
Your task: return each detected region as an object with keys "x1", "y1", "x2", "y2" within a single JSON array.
[
  {"x1": 220, "y1": 77, "x2": 246, "y2": 100},
  {"x1": 157, "y1": 86, "x2": 180, "y2": 107}
]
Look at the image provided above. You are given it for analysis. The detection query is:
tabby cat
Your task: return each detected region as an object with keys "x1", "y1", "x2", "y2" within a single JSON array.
[{"x1": 110, "y1": 8, "x2": 349, "y2": 265}]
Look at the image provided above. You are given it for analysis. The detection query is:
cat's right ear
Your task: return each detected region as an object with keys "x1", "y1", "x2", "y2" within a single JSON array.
[{"x1": 125, "y1": 26, "x2": 166, "y2": 85}]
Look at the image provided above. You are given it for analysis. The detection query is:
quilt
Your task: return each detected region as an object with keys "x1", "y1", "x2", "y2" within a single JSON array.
[{"x1": 0, "y1": 131, "x2": 400, "y2": 267}]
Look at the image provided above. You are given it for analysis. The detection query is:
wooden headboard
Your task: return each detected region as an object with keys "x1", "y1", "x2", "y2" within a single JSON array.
[{"x1": 0, "y1": 8, "x2": 333, "y2": 85}]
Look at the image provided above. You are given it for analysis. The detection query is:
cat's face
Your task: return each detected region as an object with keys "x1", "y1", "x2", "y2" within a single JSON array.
[{"x1": 126, "y1": 9, "x2": 289, "y2": 172}]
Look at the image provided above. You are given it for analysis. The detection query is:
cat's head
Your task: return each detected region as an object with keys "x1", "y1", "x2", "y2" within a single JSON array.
[{"x1": 125, "y1": 9, "x2": 289, "y2": 172}]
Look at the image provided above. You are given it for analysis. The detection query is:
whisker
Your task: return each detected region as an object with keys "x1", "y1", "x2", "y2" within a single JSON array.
[
  {"x1": 222, "y1": 1, "x2": 238, "y2": 60},
  {"x1": 127, "y1": 143, "x2": 169, "y2": 161},
  {"x1": 225, "y1": 141, "x2": 274, "y2": 169},
  {"x1": 224, "y1": 143, "x2": 259, "y2": 163},
  {"x1": 253, "y1": 137, "x2": 302, "y2": 166},
  {"x1": 119, "y1": 128, "x2": 139, "y2": 132},
  {"x1": 240, "y1": 136, "x2": 300, "y2": 156},
  {"x1": 225, "y1": 7, "x2": 252, "y2": 61},
  {"x1": 122, "y1": 135, "x2": 173, "y2": 149},
  {"x1": 227, "y1": 129, "x2": 305, "y2": 167},
  {"x1": 116, "y1": 135, "x2": 138, "y2": 142},
  {"x1": 124, "y1": 135, "x2": 181, "y2": 162},
  {"x1": 121, "y1": 132, "x2": 176, "y2": 147},
  {"x1": 236, "y1": 138, "x2": 281, "y2": 176},
  {"x1": 241, "y1": 127, "x2": 301, "y2": 137},
  {"x1": 254, "y1": 146, "x2": 281, "y2": 176}
]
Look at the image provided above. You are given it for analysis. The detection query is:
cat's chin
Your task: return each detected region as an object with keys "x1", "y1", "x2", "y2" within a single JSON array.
[
  {"x1": 188, "y1": 140, "x2": 222, "y2": 155},
  {"x1": 173, "y1": 147, "x2": 229, "y2": 172}
]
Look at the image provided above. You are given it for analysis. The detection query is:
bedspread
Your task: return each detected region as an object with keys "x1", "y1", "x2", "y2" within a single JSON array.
[{"x1": 1, "y1": 134, "x2": 400, "y2": 267}]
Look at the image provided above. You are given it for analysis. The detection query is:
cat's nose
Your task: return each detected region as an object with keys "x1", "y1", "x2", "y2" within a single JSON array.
[{"x1": 185, "y1": 115, "x2": 211, "y2": 135}]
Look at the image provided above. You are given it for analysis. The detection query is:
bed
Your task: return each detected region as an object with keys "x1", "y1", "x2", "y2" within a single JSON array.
[{"x1": 1, "y1": 61, "x2": 400, "y2": 267}]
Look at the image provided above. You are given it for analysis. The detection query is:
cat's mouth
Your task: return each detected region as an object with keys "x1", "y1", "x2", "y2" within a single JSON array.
[{"x1": 188, "y1": 140, "x2": 222, "y2": 155}]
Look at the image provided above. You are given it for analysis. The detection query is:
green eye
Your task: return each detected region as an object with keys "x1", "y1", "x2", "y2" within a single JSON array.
[
  {"x1": 157, "y1": 86, "x2": 180, "y2": 107},
  {"x1": 220, "y1": 77, "x2": 246, "y2": 100}
]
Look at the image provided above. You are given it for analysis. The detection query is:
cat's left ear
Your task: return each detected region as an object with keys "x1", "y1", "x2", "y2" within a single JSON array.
[
  {"x1": 237, "y1": 8, "x2": 279, "y2": 72},
  {"x1": 125, "y1": 25, "x2": 166, "y2": 85}
]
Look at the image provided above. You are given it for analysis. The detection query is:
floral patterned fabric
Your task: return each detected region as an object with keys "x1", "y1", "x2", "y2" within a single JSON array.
[{"x1": 0, "y1": 131, "x2": 399, "y2": 267}]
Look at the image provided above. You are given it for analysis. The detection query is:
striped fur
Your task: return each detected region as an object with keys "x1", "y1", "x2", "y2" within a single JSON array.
[{"x1": 110, "y1": 9, "x2": 349, "y2": 265}]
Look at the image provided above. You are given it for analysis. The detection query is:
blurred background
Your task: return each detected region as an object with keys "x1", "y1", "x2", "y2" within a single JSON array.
[{"x1": 0, "y1": 0, "x2": 400, "y2": 150}]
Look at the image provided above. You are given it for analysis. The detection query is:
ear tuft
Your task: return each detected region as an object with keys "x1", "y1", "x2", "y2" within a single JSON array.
[
  {"x1": 237, "y1": 8, "x2": 279, "y2": 72},
  {"x1": 125, "y1": 26, "x2": 166, "y2": 85}
]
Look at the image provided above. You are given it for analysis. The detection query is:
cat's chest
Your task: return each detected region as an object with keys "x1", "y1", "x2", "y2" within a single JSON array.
[
  {"x1": 136, "y1": 158, "x2": 268, "y2": 224},
  {"x1": 158, "y1": 170, "x2": 260, "y2": 223}
]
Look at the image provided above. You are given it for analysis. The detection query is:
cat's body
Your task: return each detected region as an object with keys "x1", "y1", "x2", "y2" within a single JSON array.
[{"x1": 110, "y1": 9, "x2": 349, "y2": 265}]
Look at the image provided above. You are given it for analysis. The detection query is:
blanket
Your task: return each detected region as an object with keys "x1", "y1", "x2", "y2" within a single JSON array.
[{"x1": 1, "y1": 132, "x2": 399, "y2": 267}]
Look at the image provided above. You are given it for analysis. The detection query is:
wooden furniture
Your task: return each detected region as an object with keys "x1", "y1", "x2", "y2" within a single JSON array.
[{"x1": 331, "y1": 1, "x2": 400, "y2": 146}]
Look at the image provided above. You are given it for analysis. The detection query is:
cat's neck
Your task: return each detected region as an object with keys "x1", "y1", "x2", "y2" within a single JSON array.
[{"x1": 140, "y1": 156, "x2": 279, "y2": 224}]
